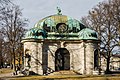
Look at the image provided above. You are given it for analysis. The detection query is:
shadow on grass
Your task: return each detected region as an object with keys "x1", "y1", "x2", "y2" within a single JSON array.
[
  {"x1": 105, "y1": 71, "x2": 120, "y2": 74},
  {"x1": 3, "y1": 75, "x2": 120, "y2": 80}
]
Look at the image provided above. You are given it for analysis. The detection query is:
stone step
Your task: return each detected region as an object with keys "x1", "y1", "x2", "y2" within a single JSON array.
[
  {"x1": 93, "y1": 70, "x2": 105, "y2": 75},
  {"x1": 49, "y1": 70, "x2": 81, "y2": 75}
]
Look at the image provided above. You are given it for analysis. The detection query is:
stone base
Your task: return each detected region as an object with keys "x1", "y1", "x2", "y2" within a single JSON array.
[
  {"x1": 93, "y1": 70, "x2": 105, "y2": 75},
  {"x1": 49, "y1": 70, "x2": 81, "y2": 75}
]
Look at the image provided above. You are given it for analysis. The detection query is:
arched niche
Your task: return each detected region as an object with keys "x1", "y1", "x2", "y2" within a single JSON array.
[
  {"x1": 55, "y1": 48, "x2": 70, "y2": 71},
  {"x1": 94, "y1": 49, "x2": 99, "y2": 70}
]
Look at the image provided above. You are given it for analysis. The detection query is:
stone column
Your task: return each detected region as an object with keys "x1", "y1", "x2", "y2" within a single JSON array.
[
  {"x1": 83, "y1": 42, "x2": 87, "y2": 74},
  {"x1": 24, "y1": 42, "x2": 31, "y2": 69},
  {"x1": 48, "y1": 43, "x2": 58, "y2": 73},
  {"x1": 24, "y1": 42, "x2": 43, "y2": 75},
  {"x1": 85, "y1": 42, "x2": 94, "y2": 75},
  {"x1": 37, "y1": 42, "x2": 43, "y2": 75},
  {"x1": 65, "y1": 42, "x2": 84, "y2": 74},
  {"x1": 29, "y1": 42, "x2": 38, "y2": 74}
]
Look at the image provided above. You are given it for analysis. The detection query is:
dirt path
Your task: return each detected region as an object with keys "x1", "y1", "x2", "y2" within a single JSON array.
[
  {"x1": 0, "y1": 72, "x2": 24, "y2": 80},
  {"x1": 0, "y1": 73, "x2": 13, "y2": 77},
  {"x1": 0, "y1": 73, "x2": 13, "y2": 80}
]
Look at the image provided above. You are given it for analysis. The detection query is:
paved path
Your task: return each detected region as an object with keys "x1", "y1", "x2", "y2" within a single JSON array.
[
  {"x1": 0, "y1": 73, "x2": 13, "y2": 80},
  {"x1": 0, "y1": 73, "x2": 13, "y2": 77},
  {"x1": 0, "y1": 73, "x2": 24, "y2": 80}
]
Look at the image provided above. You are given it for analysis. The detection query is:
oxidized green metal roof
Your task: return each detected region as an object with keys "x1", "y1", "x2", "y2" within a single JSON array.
[
  {"x1": 78, "y1": 28, "x2": 98, "y2": 40},
  {"x1": 34, "y1": 15, "x2": 82, "y2": 31},
  {"x1": 25, "y1": 27, "x2": 47, "y2": 39},
  {"x1": 24, "y1": 11, "x2": 98, "y2": 40}
]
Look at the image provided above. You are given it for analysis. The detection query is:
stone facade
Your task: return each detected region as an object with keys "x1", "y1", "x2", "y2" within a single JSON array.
[
  {"x1": 22, "y1": 10, "x2": 100, "y2": 75},
  {"x1": 22, "y1": 39, "x2": 99, "y2": 75}
]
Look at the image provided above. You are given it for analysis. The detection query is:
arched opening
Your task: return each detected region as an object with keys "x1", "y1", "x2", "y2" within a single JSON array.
[
  {"x1": 55, "y1": 48, "x2": 70, "y2": 71},
  {"x1": 94, "y1": 49, "x2": 99, "y2": 70}
]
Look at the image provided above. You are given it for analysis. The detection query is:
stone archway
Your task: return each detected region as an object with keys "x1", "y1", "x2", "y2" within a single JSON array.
[
  {"x1": 55, "y1": 48, "x2": 70, "y2": 71},
  {"x1": 94, "y1": 49, "x2": 99, "y2": 70}
]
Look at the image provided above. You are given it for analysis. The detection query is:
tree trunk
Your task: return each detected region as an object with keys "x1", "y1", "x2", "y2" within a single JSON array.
[
  {"x1": 106, "y1": 57, "x2": 110, "y2": 73},
  {"x1": 13, "y1": 48, "x2": 17, "y2": 75},
  {"x1": 0, "y1": 40, "x2": 2, "y2": 69},
  {"x1": 0, "y1": 54, "x2": 2, "y2": 69},
  {"x1": 10, "y1": 54, "x2": 13, "y2": 69}
]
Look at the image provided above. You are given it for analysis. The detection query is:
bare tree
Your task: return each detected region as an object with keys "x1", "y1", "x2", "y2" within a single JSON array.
[
  {"x1": 0, "y1": 0, "x2": 11, "y2": 5},
  {"x1": 0, "y1": 5, "x2": 28, "y2": 74},
  {"x1": 81, "y1": 0, "x2": 120, "y2": 73},
  {"x1": 0, "y1": 0, "x2": 12, "y2": 9},
  {"x1": 0, "y1": 0, "x2": 12, "y2": 69}
]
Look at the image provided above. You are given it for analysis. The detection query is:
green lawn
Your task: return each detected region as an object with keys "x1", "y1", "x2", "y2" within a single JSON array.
[{"x1": 0, "y1": 68, "x2": 120, "y2": 80}]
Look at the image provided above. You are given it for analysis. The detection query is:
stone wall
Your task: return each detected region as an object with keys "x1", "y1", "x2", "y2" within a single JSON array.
[
  {"x1": 42, "y1": 42, "x2": 60, "y2": 74},
  {"x1": 24, "y1": 42, "x2": 43, "y2": 75},
  {"x1": 65, "y1": 42, "x2": 84, "y2": 74},
  {"x1": 23, "y1": 40, "x2": 98, "y2": 75},
  {"x1": 85, "y1": 42, "x2": 95, "y2": 74}
]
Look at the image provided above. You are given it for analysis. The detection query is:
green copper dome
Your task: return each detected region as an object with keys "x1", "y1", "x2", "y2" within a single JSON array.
[
  {"x1": 24, "y1": 12, "x2": 98, "y2": 40},
  {"x1": 34, "y1": 15, "x2": 85, "y2": 33},
  {"x1": 78, "y1": 28, "x2": 98, "y2": 40},
  {"x1": 25, "y1": 27, "x2": 47, "y2": 39}
]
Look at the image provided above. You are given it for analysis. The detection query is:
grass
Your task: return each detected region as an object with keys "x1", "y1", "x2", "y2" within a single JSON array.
[
  {"x1": 0, "y1": 68, "x2": 13, "y2": 74},
  {"x1": 9, "y1": 74, "x2": 120, "y2": 80},
  {"x1": 0, "y1": 69, "x2": 120, "y2": 80}
]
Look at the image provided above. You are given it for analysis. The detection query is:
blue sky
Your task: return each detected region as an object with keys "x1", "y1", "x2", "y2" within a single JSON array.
[{"x1": 13, "y1": 0, "x2": 104, "y2": 28}]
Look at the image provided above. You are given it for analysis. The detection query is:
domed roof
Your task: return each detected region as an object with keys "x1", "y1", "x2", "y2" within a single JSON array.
[
  {"x1": 78, "y1": 28, "x2": 98, "y2": 40},
  {"x1": 25, "y1": 27, "x2": 47, "y2": 39},
  {"x1": 23, "y1": 8, "x2": 98, "y2": 40},
  {"x1": 34, "y1": 14, "x2": 85, "y2": 33}
]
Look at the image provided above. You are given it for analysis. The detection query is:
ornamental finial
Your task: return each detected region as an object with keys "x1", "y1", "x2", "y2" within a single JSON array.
[{"x1": 57, "y1": 7, "x2": 62, "y2": 15}]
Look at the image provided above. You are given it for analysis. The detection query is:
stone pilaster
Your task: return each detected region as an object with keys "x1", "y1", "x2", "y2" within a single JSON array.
[
  {"x1": 47, "y1": 43, "x2": 58, "y2": 73},
  {"x1": 85, "y1": 42, "x2": 95, "y2": 75},
  {"x1": 37, "y1": 42, "x2": 43, "y2": 75},
  {"x1": 24, "y1": 41, "x2": 43, "y2": 75},
  {"x1": 65, "y1": 42, "x2": 83, "y2": 74}
]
